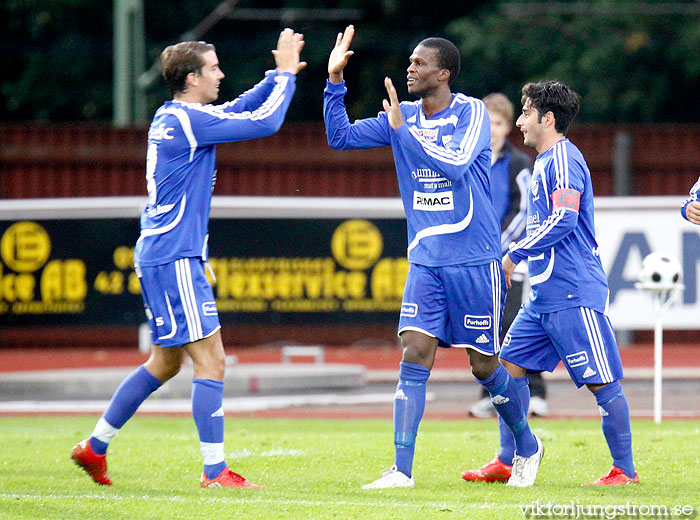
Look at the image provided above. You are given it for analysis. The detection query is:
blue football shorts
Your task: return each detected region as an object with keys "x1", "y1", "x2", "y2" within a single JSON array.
[
  {"x1": 500, "y1": 305, "x2": 623, "y2": 388},
  {"x1": 398, "y1": 260, "x2": 506, "y2": 355},
  {"x1": 137, "y1": 257, "x2": 221, "y2": 348}
]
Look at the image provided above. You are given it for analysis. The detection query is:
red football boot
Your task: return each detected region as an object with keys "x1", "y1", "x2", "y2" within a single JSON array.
[
  {"x1": 200, "y1": 468, "x2": 265, "y2": 489},
  {"x1": 584, "y1": 465, "x2": 639, "y2": 486},
  {"x1": 461, "y1": 456, "x2": 512, "y2": 482},
  {"x1": 71, "y1": 439, "x2": 112, "y2": 485}
]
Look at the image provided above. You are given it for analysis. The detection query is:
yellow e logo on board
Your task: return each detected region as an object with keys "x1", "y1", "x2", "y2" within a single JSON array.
[
  {"x1": 1, "y1": 221, "x2": 51, "y2": 273},
  {"x1": 331, "y1": 220, "x2": 383, "y2": 271}
]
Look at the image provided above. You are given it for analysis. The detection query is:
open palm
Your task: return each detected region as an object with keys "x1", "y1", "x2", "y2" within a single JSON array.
[{"x1": 328, "y1": 25, "x2": 355, "y2": 78}]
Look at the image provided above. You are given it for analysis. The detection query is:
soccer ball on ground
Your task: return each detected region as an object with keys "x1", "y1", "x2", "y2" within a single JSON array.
[{"x1": 638, "y1": 252, "x2": 682, "y2": 289}]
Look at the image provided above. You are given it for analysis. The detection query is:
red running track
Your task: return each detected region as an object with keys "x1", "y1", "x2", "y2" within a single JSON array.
[{"x1": 1, "y1": 343, "x2": 698, "y2": 373}]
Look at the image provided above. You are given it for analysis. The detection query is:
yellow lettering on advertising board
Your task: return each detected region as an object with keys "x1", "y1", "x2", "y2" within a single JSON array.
[
  {"x1": 40, "y1": 259, "x2": 87, "y2": 302},
  {"x1": 1, "y1": 223, "x2": 88, "y2": 315},
  {"x1": 0, "y1": 264, "x2": 36, "y2": 302},
  {"x1": 203, "y1": 220, "x2": 408, "y2": 313}
]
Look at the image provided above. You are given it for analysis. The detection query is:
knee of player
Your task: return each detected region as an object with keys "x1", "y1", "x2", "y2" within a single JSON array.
[
  {"x1": 145, "y1": 357, "x2": 182, "y2": 382},
  {"x1": 468, "y1": 350, "x2": 500, "y2": 380},
  {"x1": 400, "y1": 343, "x2": 434, "y2": 368}
]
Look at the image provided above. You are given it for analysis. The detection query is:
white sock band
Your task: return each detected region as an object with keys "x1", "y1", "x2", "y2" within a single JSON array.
[
  {"x1": 91, "y1": 417, "x2": 119, "y2": 444},
  {"x1": 200, "y1": 442, "x2": 225, "y2": 465}
]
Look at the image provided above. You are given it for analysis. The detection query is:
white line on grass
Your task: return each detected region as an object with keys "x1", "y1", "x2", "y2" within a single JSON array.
[
  {"x1": 0, "y1": 493, "x2": 510, "y2": 512},
  {"x1": 0, "y1": 392, "x2": 434, "y2": 414},
  {"x1": 227, "y1": 447, "x2": 306, "y2": 458}
]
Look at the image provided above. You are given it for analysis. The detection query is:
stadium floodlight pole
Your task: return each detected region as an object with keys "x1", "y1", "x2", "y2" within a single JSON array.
[
  {"x1": 634, "y1": 281, "x2": 683, "y2": 424},
  {"x1": 113, "y1": 0, "x2": 146, "y2": 127}
]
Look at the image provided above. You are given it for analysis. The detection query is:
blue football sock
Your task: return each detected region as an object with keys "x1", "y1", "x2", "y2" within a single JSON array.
[
  {"x1": 478, "y1": 365, "x2": 537, "y2": 457},
  {"x1": 594, "y1": 382, "x2": 635, "y2": 477},
  {"x1": 192, "y1": 378, "x2": 227, "y2": 479},
  {"x1": 497, "y1": 375, "x2": 530, "y2": 465},
  {"x1": 90, "y1": 365, "x2": 162, "y2": 455},
  {"x1": 393, "y1": 361, "x2": 430, "y2": 478}
]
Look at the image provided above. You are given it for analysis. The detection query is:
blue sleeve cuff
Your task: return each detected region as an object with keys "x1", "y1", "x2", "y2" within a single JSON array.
[
  {"x1": 507, "y1": 250, "x2": 523, "y2": 264},
  {"x1": 325, "y1": 79, "x2": 346, "y2": 91},
  {"x1": 278, "y1": 71, "x2": 297, "y2": 82}
]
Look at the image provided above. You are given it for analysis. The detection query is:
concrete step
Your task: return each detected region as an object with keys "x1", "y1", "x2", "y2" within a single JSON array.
[{"x1": 0, "y1": 363, "x2": 366, "y2": 401}]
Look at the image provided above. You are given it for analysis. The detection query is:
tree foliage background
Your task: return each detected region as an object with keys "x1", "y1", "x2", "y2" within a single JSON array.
[{"x1": 2, "y1": 0, "x2": 700, "y2": 124}]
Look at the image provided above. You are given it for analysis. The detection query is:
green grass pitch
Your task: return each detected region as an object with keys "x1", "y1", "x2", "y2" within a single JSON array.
[{"x1": 1, "y1": 416, "x2": 698, "y2": 519}]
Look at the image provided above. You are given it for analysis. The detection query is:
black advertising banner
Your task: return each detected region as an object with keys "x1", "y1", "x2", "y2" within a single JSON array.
[{"x1": 0, "y1": 218, "x2": 409, "y2": 327}]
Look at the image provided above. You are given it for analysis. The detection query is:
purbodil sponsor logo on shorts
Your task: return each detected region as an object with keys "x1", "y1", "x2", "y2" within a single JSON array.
[
  {"x1": 565, "y1": 351, "x2": 589, "y2": 367},
  {"x1": 464, "y1": 314, "x2": 491, "y2": 329},
  {"x1": 400, "y1": 303, "x2": 418, "y2": 317},
  {"x1": 201, "y1": 301, "x2": 218, "y2": 316},
  {"x1": 413, "y1": 190, "x2": 454, "y2": 211}
]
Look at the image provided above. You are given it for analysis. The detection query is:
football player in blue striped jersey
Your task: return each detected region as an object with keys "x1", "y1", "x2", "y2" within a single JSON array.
[
  {"x1": 495, "y1": 81, "x2": 639, "y2": 486},
  {"x1": 324, "y1": 25, "x2": 542, "y2": 489},
  {"x1": 681, "y1": 177, "x2": 700, "y2": 224},
  {"x1": 71, "y1": 30, "x2": 305, "y2": 488}
]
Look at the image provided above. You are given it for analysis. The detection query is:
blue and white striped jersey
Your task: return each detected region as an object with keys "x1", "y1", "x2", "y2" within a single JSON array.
[
  {"x1": 507, "y1": 139, "x2": 609, "y2": 313},
  {"x1": 134, "y1": 71, "x2": 297, "y2": 267},
  {"x1": 680, "y1": 176, "x2": 700, "y2": 220},
  {"x1": 323, "y1": 80, "x2": 501, "y2": 267}
]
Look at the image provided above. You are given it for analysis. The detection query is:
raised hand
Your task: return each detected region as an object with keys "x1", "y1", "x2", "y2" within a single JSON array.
[
  {"x1": 382, "y1": 77, "x2": 404, "y2": 130},
  {"x1": 686, "y1": 201, "x2": 700, "y2": 225},
  {"x1": 272, "y1": 28, "x2": 307, "y2": 75},
  {"x1": 328, "y1": 25, "x2": 355, "y2": 83}
]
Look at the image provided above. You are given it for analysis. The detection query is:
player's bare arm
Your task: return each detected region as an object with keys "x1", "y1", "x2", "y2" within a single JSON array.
[
  {"x1": 272, "y1": 28, "x2": 307, "y2": 75},
  {"x1": 328, "y1": 25, "x2": 355, "y2": 83},
  {"x1": 502, "y1": 253, "x2": 517, "y2": 289},
  {"x1": 686, "y1": 201, "x2": 700, "y2": 225},
  {"x1": 382, "y1": 77, "x2": 404, "y2": 130}
]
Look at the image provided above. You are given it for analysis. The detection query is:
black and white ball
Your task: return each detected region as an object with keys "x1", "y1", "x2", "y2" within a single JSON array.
[{"x1": 639, "y1": 252, "x2": 682, "y2": 288}]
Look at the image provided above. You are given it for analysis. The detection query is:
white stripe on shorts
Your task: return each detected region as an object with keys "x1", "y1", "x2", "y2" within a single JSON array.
[
  {"x1": 184, "y1": 260, "x2": 203, "y2": 340},
  {"x1": 157, "y1": 291, "x2": 178, "y2": 341},
  {"x1": 491, "y1": 260, "x2": 502, "y2": 354},
  {"x1": 580, "y1": 307, "x2": 613, "y2": 383},
  {"x1": 175, "y1": 259, "x2": 202, "y2": 343}
]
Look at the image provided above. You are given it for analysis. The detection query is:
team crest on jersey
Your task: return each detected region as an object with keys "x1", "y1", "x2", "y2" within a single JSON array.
[
  {"x1": 531, "y1": 179, "x2": 539, "y2": 196},
  {"x1": 413, "y1": 127, "x2": 439, "y2": 142},
  {"x1": 442, "y1": 135, "x2": 453, "y2": 147}
]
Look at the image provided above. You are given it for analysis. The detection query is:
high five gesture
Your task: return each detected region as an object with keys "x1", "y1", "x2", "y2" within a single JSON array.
[
  {"x1": 273, "y1": 28, "x2": 307, "y2": 75},
  {"x1": 328, "y1": 25, "x2": 355, "y2": 83}
]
